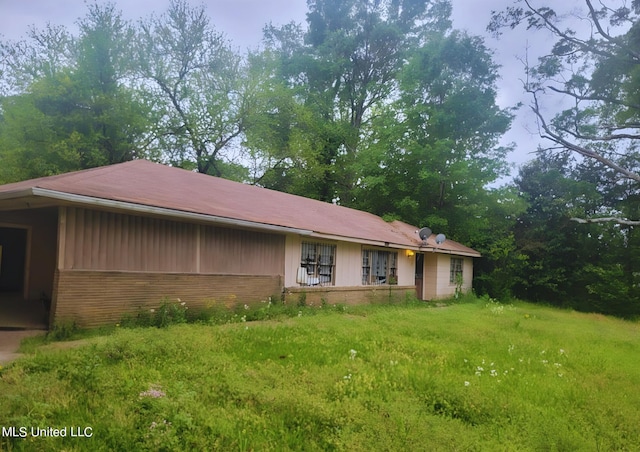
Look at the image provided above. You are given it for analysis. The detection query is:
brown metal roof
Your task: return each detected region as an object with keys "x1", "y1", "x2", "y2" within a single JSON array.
[{"x1": 0, "y1": 160, "x2": 480, "y2": 256}]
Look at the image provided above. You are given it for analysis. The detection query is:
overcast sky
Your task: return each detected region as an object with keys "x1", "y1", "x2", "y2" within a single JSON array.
[{"x1": 0, "y1": 0, "x2": 577, "y2": 181}]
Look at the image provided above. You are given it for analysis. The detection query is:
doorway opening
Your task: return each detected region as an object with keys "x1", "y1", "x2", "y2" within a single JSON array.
[
  {"x1": 0, "y1": 226, "x2": 46, "y2": 329},
  {"x1": 0, "y1": 227, "x2": 28, "y2": 296},
  {"x1": 415, "y1": 253, "x2": 424, "y2": 300}
]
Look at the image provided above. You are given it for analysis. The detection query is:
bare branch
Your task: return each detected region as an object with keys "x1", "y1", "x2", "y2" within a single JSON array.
[
  {"x1": 529, "y1": 90, "x2": 640, "y2": 183},
  {"x1": 522, "y1": 0, "x2": 620, "y2": 61},
  {"x1": 555, "y1": 124, "x2": 640, "y2": 142},
  {"x1": 585, "y1": 0, "x2": 640, "y2": 61},
  {"x1": 571, "y1": 216, "x2": 640, "y2": 225},
  {"x1": 547, "y1": 85, "x2": 640, "y2": 111}
]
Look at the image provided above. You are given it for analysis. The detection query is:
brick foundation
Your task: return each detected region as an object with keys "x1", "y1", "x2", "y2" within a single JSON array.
[
  {"x1": 284, "y1": 285, "x2": 415, "y2": 306},
  {"x1": 52, "y1": 270, "x2": 283, "y2": 328}
]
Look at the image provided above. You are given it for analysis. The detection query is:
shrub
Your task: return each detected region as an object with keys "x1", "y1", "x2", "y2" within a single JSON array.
[
  {"x1": 122, "y1": 298, "x2": 189, "y2": 328},
  {"x1": 47, "y1": 321, "x2": 79, "y2": 341},
  {"x1": 153, "y1": 299, "x2": 188, "y2": 328}
]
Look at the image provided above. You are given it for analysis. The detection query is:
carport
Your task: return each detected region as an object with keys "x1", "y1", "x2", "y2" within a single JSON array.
[{"x1": 0, "y1": 208, "x2": 58, "y2": 330}]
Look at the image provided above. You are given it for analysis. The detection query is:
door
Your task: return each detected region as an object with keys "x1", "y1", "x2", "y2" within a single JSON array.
[
  {"x1": 415, "y1": 253, "x2": 424, "y2": 300},
  {"x1": 0, "y1": 227, "x2": 28, "y2": 295}
]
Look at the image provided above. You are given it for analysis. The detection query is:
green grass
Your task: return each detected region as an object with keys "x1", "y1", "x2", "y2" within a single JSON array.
[{"x1": 1, "y1": 298, "x2": 639, "y2": 451}]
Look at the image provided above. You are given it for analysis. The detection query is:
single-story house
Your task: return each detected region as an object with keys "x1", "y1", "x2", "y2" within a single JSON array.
[{"x1": 0, "y1": 160, "x2": 480, "y2": 328}]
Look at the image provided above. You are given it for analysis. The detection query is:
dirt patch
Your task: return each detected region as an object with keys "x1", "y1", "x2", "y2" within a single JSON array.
[{"x1": 0, "y1": 330, "x2": 46, "y2": 365}]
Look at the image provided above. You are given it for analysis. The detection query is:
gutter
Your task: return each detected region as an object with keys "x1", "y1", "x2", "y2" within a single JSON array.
[
  {"x1": 307, "y1": 231, "x2": 417, "y2": 250},
  {"x1": 26, "y1": 189, "x2": 418, "y2": 249},
  {"x1": 29, "y1": 188, "x2": 314, "y2": 236},
  {"x1": 419, "y1": 246, "x2": 481, "y2": 258},
  {"x1": 0, "y1": 188, "x2": 34, "y2": 200}
]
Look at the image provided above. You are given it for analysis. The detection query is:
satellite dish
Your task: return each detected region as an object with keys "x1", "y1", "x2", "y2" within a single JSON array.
[
  {"x1": 418, "y1": 227, "x2": 432, "y2": 240},
  {"x1": 435, "y1": 233, "x2": 446, "y2": 245}
]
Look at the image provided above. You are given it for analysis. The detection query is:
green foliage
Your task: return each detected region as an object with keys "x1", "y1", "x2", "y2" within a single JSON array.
[
  {"x1": 252, "y1": 0, "x2": 499, "y2": 205},
  {"x1": 120, "y1": 296, "x2": 358, "y2": 329},
  {"x1": 121, "y1": 298, "x2": 188, "y2": 328},
  {"x1": 490, "y1": 1, "x2": 640, "y2": 203},
  {"x1": 47, "y1": 321, "x2": 80, "y2": 341},
  {"x1": 0, "y1": 3, "x2": 151, "y2": 182},
  {"x1": 511, "y1": 150, "x2": 640, "y2": 317},
  {"x1": 489, "y1": 2, "x2": 640, "y2": 318},
  {"x1": 353, "y1": 30, "x2": 512, "y2": 226},
  {"x1": 297, "y1": 291, "x2": 307, "y2": 307},
  {"x1": 152, "y1": 299, "x2": 188, "y2": 328},
  {"x1": 2, "y1": 301, "x2": 640, "y2": 450},
  {"x1": 133, "y1": 0, "x2": 247, "y2": 177}
]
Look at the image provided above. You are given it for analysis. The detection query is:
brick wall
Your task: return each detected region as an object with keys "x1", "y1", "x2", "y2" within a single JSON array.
[
  {"x1": 52, "y1": 270, "x2": 283, "y2": 328},
  {"x1": 284, "y1": 285, "x2": 415, "y2": 306}
]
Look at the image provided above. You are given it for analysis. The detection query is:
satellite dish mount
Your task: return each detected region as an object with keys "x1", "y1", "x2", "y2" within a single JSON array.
[{"x1": 418, "y1": 227, "x2": 432, "y2": 241}]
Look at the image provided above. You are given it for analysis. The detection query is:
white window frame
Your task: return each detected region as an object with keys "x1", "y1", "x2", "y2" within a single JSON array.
[
  {"x1": 298, "y1": 242, "x2": 336, "y2": 286},
  {"x1": 450, "y1": 257, "x2": 463, "y2": 285},
  {"x1": 362, "y1": 249, "x2": 398, "y2": 285}
]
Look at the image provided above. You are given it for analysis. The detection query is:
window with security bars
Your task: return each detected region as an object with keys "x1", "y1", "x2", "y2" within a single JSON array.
[
  {"x1": 299, "y1": 242, "x2": 336, "y2": 286},
  {"x1": 450, "y1": 257, "x2": 463, "y2": 284},
  {"x1": 362, "y1": 249, "x2": 398, "y2": 285}
]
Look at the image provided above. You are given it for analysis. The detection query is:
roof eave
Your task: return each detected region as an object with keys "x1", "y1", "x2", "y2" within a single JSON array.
[
  {"x1": 0, "y1": 188, "x2": 35, "y2": 200},
  {"x1": 307, "y1": 231, "x2": 418, "y2": 249},
  {"x1": 6, "y1": 187, "x2": 481, "y2": 257},
  {"x1": 419, "y1": 245, "x2": 481, "y2": 258},
  {"x1": 30, "y1": 188, "x2": 314, "y2": 236}
]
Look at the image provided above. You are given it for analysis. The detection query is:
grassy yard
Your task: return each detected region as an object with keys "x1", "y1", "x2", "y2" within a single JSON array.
[{"x1": 1, "y1": 298, "x2": 639, "y2": 451}]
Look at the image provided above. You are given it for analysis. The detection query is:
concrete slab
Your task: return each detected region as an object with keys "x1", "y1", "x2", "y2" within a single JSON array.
[
  {"x1": 0, "y1": 296, "x2": 48, "y2": 330},
  {"x1": 0, "y1": 330, "x2": 45, "y2": 365}
]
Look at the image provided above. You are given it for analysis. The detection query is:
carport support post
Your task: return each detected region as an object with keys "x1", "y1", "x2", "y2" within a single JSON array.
[{"x1": 49, "y1": 206, "x2": 68, "y2": 328}]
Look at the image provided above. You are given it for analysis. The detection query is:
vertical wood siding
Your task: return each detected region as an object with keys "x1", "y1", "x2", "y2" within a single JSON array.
[
  {"x1": 63, "y1": 207, "x2": 198, "y2": 272},
  {"x1": 62, "y1": 207, "x2": 284, "y2": 275},
  {"x1": 200, "y1": 226, "x2": 284, "y2": 275},
  {"x1": 334, "y1": 241, "x2": 362, "y2": 286},
  {"x1": 423, "y1": 253, "x2": 439, "y2": 300},
  {"x1": 397, "y1": 250, "x2": 414, "y2": 286}
]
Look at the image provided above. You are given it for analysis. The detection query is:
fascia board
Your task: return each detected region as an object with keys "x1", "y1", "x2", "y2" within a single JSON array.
[{"x1": 30, "y1": 187, "x2": 313, "y2": 236}]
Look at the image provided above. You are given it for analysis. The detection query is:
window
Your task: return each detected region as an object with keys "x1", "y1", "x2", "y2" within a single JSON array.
[
  {"x1": 450, "y1": 257, "x2": 463, "y2": 284},
  {"x1": 299, "y1": 242, "x2": 336, "y2": 286},
  {"x1": 362, "y1": 249, "x2": 398, "y2": 285}
]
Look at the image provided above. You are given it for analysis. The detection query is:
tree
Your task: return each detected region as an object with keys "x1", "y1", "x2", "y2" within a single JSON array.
[
  {"x1": 489, "y1": 0, "x2": 640, "y2": 224},
  {"x1": 512, "y1": 150, "x2": 640, "y2": 316},
  {"x1": 349, "y1": 31, "x2": 520, "y2": 299},
  {"x1": 0, "y1": 23, "x2": 75, "y2": 96},
  {"x1": 254, "y1": 0, "x2": 453, "y2": 203},
  {"x1": 248, "y1": 1, "x2": 518, "y2": 299},
  {"x1": 0, "y1": 2, "x2": 150, "y2": 181},
  {"x1": 133, "y1": 0, "x2": 249, "y2": 179},
  {"x1": 353, "y1": 31, "x2": 513, "y2": 231}
]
